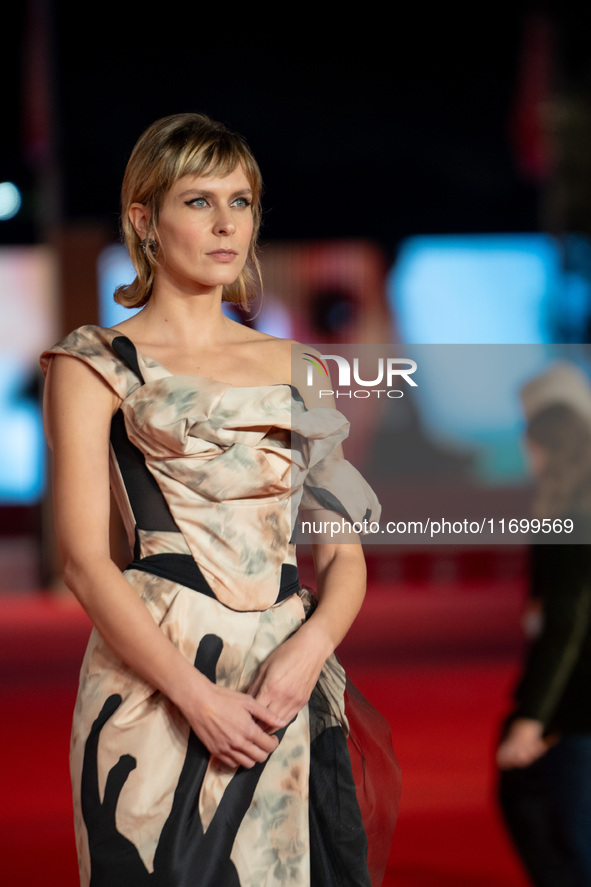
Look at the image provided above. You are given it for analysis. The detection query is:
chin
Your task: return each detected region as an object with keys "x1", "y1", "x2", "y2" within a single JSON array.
[{"x1": 175, "y1": 274, "x2": 241, "y2": 294}]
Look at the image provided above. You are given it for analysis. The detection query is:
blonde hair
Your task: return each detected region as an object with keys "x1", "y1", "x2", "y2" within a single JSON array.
[
  {"x1": 527, "y1": 403, "x2": 591, "y2": 518},
  {"x1": 115, "y1": 113, "x2": 263, "y2": 309}
]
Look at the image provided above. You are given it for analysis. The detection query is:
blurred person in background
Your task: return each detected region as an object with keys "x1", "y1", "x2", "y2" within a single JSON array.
[{"x1": 497, "y1": 362, "x2": 591, "y2": 887}]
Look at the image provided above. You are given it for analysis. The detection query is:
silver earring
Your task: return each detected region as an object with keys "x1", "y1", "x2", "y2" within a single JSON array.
[{"x1": 141, "y1": 238, "x2": 158, "y2": 256}]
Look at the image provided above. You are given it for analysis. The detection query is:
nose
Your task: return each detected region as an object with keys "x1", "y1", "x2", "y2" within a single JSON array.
[{"x1": 213, "y1": 207, "x2": 235, "y2": 236}]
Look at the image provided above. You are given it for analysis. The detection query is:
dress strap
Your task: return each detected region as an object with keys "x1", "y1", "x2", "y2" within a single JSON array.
[{"x1": 111, "y1": 335, "x2": 146, "y2": 385}]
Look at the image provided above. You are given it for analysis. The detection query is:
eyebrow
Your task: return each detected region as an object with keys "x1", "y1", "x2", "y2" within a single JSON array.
[{"x1": 178, "y1": 188, "x2": 253, "y2": 199}]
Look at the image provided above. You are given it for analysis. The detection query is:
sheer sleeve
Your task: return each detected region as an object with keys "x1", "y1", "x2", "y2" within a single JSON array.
[{"x1": 289, "y1": 350, "x2": 381, "y2": 532}]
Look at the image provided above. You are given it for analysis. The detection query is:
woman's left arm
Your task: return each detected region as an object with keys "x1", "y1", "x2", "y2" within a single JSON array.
[{"x1": 248, "y1": 541, "x2": 366, "y2": 724}]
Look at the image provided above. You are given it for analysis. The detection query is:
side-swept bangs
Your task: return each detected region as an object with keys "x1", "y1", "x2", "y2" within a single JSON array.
[{"x1": 115, "y1": 114, "x2": 262, "y2": 309}]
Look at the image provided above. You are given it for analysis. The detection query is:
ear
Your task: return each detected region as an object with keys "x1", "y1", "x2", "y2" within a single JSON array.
[{"x1": 128, "y1": 203, "x2": 152, "y2": 240}]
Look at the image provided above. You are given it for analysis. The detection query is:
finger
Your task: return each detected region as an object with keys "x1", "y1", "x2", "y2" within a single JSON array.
[
  {"x1": 246, "y1": 697, "x2": 285, "y2": 729},
  {"x1": 211, "y1": 755, "x2": 238, "y2": 771},
  {"x1": 251, "y1": 683, "x2": 271, "y2": 707},
  {"x1": 272, "y1": 704, "x2": 300, "y2": 726},
  {"x1": 245, "y1": 724, "x2": 279, "y2": 755},
  {"x1": 224, "y1": 743, "x2": 272, "y2": 770},
  {"x1": 238, "y1": 740, "x2": 276, "y2": 764},
  {"x1": 247, "y1": 672, "x2": 263, "y2": 697},
  {"x1": 250, "y1": 683, "x2": 288, "y2": 715},
  {"x1": 230, "y1": 709, "x2": 279, "y2": 752},
  {"x1": 214, "y1": 752, "x2": 257, "y2": 770},
  {"x1": 253, "y1": 690, "x2": 302, "y2": 725}
]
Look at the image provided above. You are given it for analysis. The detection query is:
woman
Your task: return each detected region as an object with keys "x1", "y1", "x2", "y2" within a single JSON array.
[
  {"x1": 41, "y1": 113, "x2": 399, "y2": 886},
  {"x1": 497, "y1": 363, "x2": 591, "y2": 887}
]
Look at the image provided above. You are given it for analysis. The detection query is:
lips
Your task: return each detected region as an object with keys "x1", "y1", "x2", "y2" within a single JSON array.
[{"x1": 207, "y1": 249, "x2": 238, "y2": 263}]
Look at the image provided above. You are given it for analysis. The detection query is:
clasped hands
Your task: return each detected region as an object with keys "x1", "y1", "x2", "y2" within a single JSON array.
[{"x1": 187, "y1": 628, "x2": 329, "y2": 771}]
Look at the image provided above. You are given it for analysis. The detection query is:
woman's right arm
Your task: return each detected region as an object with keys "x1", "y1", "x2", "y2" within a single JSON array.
[{"x1": 45, "y1": 354, "x2": 282, "y2": 768}]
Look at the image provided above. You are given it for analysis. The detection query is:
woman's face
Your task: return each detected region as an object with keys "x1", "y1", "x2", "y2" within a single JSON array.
[
  {"x1": 135, "y1": 165, "x2": 254, "y2": 296},
  {"x1": 525, "y1": 437, "x2": 548, "y2": 478}
]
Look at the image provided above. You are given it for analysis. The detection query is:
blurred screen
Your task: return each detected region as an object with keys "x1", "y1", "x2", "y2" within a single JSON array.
[
  {"x1": 0, "y1": 246, "x2": 57, "y2": 503},
  {"x1": 386, "y1": 234, "x2": 591, "y2": 483},
  {"x1": 389, "y1": 233, "x2": 591, "y2": 345}
]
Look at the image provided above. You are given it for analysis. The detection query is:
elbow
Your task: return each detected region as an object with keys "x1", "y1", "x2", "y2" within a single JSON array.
[
  {"x1": 61, "y1": 556, "x2": 84, "y2": 593},
  {"x1": 313, "y1": 543, "x2": 367, "y2": 588},
  {"x1": 61, "y1": 552, "x2": 113, "y2": 606},
  {"x1": 61, "y1": 555, "x2": 91, "y2": 602},
  {"x1": 315, "y1": 542, "x2": 366, "y2": 568}
]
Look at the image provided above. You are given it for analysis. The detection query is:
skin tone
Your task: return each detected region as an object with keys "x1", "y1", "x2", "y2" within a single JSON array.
[
  {"x1": 44, "y1": 164, "x2": 367, "y2": 769},
  {"x1": 497, "y1": 718, "x2": 551, "y2": 769}
]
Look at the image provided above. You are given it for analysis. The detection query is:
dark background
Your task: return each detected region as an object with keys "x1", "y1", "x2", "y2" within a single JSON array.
[{"x1": 6, "y1": 5, "x2": 591, "y2": 250}]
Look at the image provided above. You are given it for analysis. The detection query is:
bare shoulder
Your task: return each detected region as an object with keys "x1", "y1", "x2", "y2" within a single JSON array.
[{"x1": 43, "y1": 354, "x2": 121, "y2": 449}]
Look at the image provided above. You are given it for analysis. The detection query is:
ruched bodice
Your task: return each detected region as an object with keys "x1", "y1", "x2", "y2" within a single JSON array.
[{"x1": 41, "y1": 325, "x2": 380, "y2": 610}]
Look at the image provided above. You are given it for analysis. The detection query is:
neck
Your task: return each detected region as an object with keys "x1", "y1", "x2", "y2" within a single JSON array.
[{"x1": 131, "y1": 285, "x2": 237, "y2": 348}]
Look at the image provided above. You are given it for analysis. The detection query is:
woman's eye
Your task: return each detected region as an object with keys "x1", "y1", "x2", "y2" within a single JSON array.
[
  {"x1": 232, "y1": 197, "x2": 252, "y2": 208},
  {"x1": 186, "y1": 197, "x2": 208, "y2": 207}
]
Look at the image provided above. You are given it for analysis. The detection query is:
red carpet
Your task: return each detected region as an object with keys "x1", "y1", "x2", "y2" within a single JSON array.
[{"x1": 1, "y1": 578, "x2": 532, "y2": 886}]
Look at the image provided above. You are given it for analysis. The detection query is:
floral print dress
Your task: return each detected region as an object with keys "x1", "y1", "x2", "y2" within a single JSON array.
[{"x1": 41, "y1": 325, "x2": 399, "y2": 887}]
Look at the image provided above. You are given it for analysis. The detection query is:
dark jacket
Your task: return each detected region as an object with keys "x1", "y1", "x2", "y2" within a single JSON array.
[{"x1": 513, "y1": 543, "x2": 591, "y2": 735}]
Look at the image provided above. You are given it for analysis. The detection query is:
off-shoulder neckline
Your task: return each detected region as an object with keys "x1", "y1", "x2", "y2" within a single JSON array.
[{"x1": 95, "y1": 325, "x2": 293, "y2": 392}]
